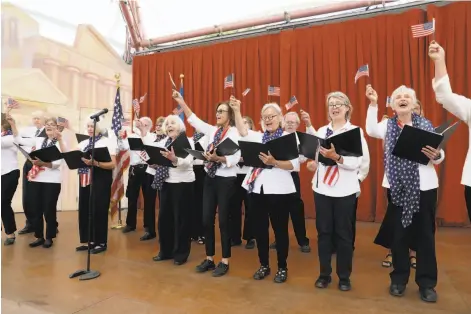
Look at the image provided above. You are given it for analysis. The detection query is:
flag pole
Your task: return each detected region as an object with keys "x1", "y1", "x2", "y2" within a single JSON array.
[{"x1": 112, "y1": 73, "x2": 124, "y2": 230}]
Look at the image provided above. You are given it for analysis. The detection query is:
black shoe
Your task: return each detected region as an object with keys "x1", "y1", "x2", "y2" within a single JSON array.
[
  {"x1": 140, "y1": 232, "x2": 156, "y2": 241},
  {"x1": 174, "y1": 259, "x2": 187, "y2": 266},
  {"x1": 75, "y1": 244, "x2": 89, "y2": 251},
  {"x1": 3, "y1": 237, "x2": 15, "y2": 246},
  {"x1": 231, "y1": 240, "x2": 242, "y2": 247},
  {"x1": 300, "y1": 244, "x2": 311, "y2": 253},
  {"x1": 274, "y1": 268, "x2": 288, "y2": 283},
  {"x1": 153, "y1": 253, "x2": 173, "y2": 262},
  {"x1": 269, "y1": 241, "x2": 277, "y2": 250},
  {"x1": 195, "y1": 259, "x2": 216, "y2": 273},
  {"x1": 245, "y1": 239, "x2": 256, "y2": 250},
  {"x1": 338, "y1": 280, "x2": 351, "y2": 291},
  {"x1": 42, "y1": 239, "x2": 53, "y2": 248},
  {"x1": 122, "y1": 226, "x2": 135, "y2": 233},
  {"x1": 29, "y1": 238, "x2": 45, "y2": 247},
  {"x1": 419, "y1": 288, "x2": 437, "y2": 303},
  {"x1": 253, "y1": 265, "x2": 271, "y2": 280},
  {"x1": 19, "y1": 226, "x2": 34, "y2": 235},
  {"x1": 315, "y1": 276, "x2": 331, "y2": 289},
  {"x1": 212, "y1": 262, "x2": 229, "y2": 277},
  {"x1": 90, "y1": 244, "x2": 107, "y2": 254},
  {"x1": 389, "y1": 284, "x2": 406, "y2": 297}
]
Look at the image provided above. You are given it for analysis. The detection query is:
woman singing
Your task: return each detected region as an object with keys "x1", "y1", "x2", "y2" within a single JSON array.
[
  {"x1": 307, "y1": 92, "x2": 368, "y2": 291},
  {"x1": 2, "y1": 115, "x2": 19, "y2": 245},
  {"x1": 58, "y1": 120, "x2": 116, "y2": 254},
  {"x1": 10, "y1": 116, "x2": 63, "y2": 248},
  {"x1": 151, "y1": 115, "x2": 195, "y2": 265},
  {"x1": 231, "y1": 99, "x2": 299, "y2": 284},
  {"x1": 366, "y1": 84, "x2": 444, "y2": 303},
  {"x1": 172, "y1": 90, "x2": 241, "y2": 277}
]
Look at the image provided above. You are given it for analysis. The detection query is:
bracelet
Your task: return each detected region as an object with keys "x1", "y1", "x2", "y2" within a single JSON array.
[{"x1": 336, "y1": 155, "x2": 342, "y2": 162}]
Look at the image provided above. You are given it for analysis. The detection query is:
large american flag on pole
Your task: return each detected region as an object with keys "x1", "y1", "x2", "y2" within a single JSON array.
[{"x1": 110, "y1": 87, "x2": 130, "y2": 218}]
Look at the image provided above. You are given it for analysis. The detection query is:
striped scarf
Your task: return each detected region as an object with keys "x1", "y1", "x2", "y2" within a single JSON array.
[{"x1": 27, "y1": 137, "x2": 58, "y2": 181}]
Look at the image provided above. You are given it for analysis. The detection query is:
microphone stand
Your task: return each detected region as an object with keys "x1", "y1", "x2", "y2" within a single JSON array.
[{"x1": 69, "y1": 115, "x2": 101, "y2": 281}]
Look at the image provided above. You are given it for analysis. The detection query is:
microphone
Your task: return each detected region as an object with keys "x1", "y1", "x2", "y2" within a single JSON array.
[{"x1": 90, "y1": 108, "x2": 109, "y2": 119}]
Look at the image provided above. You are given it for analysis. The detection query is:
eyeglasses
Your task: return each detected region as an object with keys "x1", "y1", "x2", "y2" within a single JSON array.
[
  {"x1": 328, "y1": 103, "x2": 345, "y2": 109},
  {"x1": 285, "y1": 121, "x2": 298, "y2": 126},
  {"x1": 216, "y1": 109, "x2": 228, "y2": 115},
  {"x1": 261, "y1": 115, "x2": 278, "y2": 122},
  {"x1": 45, "y1": 123, "x2": 57, "y2": 127}
]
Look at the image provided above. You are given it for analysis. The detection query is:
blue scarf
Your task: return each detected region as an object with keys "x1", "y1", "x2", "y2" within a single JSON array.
[
  {"x1": 384, "y1": 113, "x2": 434, "y2": 228},
  {"x1": 193, "y1": 132, "x2": 205, "y2": 143},
  {"x1": 41, "y1": 137, "x2": 58, "y2": 149},
  {"x1": 205, "y1": 127, "x2": 228, "y2": 178},
  {"x1": 247, "y1": 127, "x2": 284, "y2": 193},
  {"x1": 1, "y1": 130, "x2": 12, "y2": 136},
  {"x1": 151, "y1": 137, "x2": 173, "y2": 190},
  {"x1": 78, "y1": 134, "x2": 103, "y2": 176}
]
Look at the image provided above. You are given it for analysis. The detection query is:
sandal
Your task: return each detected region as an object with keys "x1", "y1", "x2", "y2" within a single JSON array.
[
  {"x1": 409, "y1": 255, "x2": 417, "y2": 269},
  {"x1": 382, "y1": 253, "x2": 393, "y2": 268}
]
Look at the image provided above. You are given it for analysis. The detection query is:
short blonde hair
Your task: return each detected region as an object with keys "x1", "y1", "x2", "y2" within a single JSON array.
[
  {"x1": 260, "y1": 102, "x2": 284, "y2": 132},
  {"x1": 162, "y1": 115, "x2": 186, "y2": 134},
  {"x1": 155, "y1": 116, "x2": 165, "y2": 125},
  {"x1": 326, "y1": 91, "x2": 353, "y2": 121}
]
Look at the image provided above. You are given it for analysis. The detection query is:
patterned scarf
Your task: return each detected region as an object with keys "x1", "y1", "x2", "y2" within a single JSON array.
[
  {"x1": 78, "y1": 134, "x2": 103, "y2": 187},
  {"x1": 151, "y1": 137, "x2": 173, "y2": 190},
  {"x1": 205, "y1": 127, "x2": 229, "y2": 178},
  {"x1": 384, "y1": 113, "x2": 434, "y2": 228},
  {"x1": 155, "y1": 133, "x2": 166, "y2": 142},
  {"x1": 1, "y1": 130, "x2": 12, "y2": 136},
  {"x1": 246, "y1": 127, "x2": 284, "y2": 193},
  {"x1": 27, "y1": 137, "x2": 58, "y2": 181},
  {"x1": 193, "y1": 132, "x2": 205, "y2": 143}
]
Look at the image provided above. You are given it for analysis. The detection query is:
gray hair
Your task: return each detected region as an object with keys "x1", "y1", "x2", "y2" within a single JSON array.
[
  {"x1": 140, "y1": 116, "x2": 153, "y2": 130},
  {"x1": 260, "y1": 102, "x2": 284, "y2": 132},
  {"x1": 390, "y1": 85, "x2": 417, "y2": 109},
  {"x1": 85, "y1": 119, "x2": 105, "y2": 135},
  {"x1": 284, "y1": 111, "x2": 300, "y2": 124},
  {"x1": 162, "y1": 115, "x2": 186, "y2": 134}
]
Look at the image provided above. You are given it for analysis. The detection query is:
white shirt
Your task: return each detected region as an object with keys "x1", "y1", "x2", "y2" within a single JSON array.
[
  {"x1": 18, "y1": 126, "x2": 45, "y2": 153},
  {"x1": 366, "y1": 106, "x2": 445, "y2": 191},
  {"x1": 311, "y1": 122, "x2": 368, "y2": 197},
  {"x1": 187, "y1": 113, "x2": 241, "y2": 177},
  {"x1": 433, "y1": 74, "x2": 471, "y2": 187},
  {"x1": 193, "y1": 134, "x2": 208, "y2": 166},
  {"x1": 1, "y1": 134, "x2": 19, "y2": 175},
  {"x1": 15, "y1": 136, "x2": 62, "y2": 183},
  {"x1": 78, "y1": 136, "x2": 117, "y2": 158},
  {"x1": 118, "y1": 132, "x2": 157, "y2": 176},
  {"x1": 149, "y1": 135, "x2": 195, "y2": 183},
  {"x1": 241, "y1": 130, "x2": 299, "y2": 195}
]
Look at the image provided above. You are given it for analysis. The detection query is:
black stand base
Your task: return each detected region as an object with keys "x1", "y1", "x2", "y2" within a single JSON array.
[{"x1": 69, "y1": 269, "x2": 100, "y2": 280}]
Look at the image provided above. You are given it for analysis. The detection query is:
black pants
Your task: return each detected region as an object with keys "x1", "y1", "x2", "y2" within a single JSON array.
[
  {"x1": 1, "y1": 170, "x2": 20, "y2": 235},
  {"x1": 251, "y1": 189, "x2": 293, "y2": 269},
  {"x1": 390, "y1": 189, "x2": 438, "y2": 288},
  {"x1": 158, "y1": 182, "x2": 194, "y2": 262},
  {"x1": 29, "y1": 181, "x2": 61, "y2": 239},
  {"x1": 290, "y1": 172, "x2": 309, "y2": 246},
  {"x1": 22, "y1": 161, "x2": 34, "y2": 226},
  {"x1": 78, "y1": 169, "x2": 112, "y2": 244},
  {"x1": 143, "y1": 173, "x2": 157, "y2": 233},
  {"x1": 230, "y1": 173, "x2": 255, "y2": 242},
  {"x1": 314, "y1": 192, "x2": 356, "y2": 281},
  {"x1": 465, "y1": 185, "x2": 471, "y2": 223},
  {"x1": 191, "y1": 165, "x2": 205, "y2": 239},
  {"x1": 202, "y1": 175, "x2": 236, "y2": 258},
  {"x1": 126, "y1": 165, "x2": 154, "y2": 231}
]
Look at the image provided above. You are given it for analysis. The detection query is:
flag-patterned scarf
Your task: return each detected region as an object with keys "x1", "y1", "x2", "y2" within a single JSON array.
[
  {"x1": 27, "y1": 137, "x2": 58, "y2": 181},
  {"x1": 78, "y1": 134, "x2": 103, "y2": 187},
  {"x1": 151, "y1": 137, "x2": 174, "y2": 190},
  {"x1": 155, "y1": 133, "x2": 166, "y2": 142},
  {"x1": 384, "y1": 113, "x2": 434, "y2": 228},
  {"x1": 246, "y1": 127, "x2": 284, "y2": 193},
  {"x1": 322, "y1": 128, "x2": 340, "y2": 186},
  {"x1": 1, "y1": 130, "x2": 12, "y2": 136},
  {"x1": 193, "y1": 132, "x2": 205, "y2": 143},
  {"x1": 205, "y1": 127, "x2": 229, "y2": 178}
]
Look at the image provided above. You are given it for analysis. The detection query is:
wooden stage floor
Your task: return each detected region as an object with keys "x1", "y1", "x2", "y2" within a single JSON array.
[{"x1": 2, "y1": 211, "x2": 471, "y2": 314}]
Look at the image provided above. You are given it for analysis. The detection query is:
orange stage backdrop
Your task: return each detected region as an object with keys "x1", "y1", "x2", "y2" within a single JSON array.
[{"x1": 133, "y1": 2, "x2": 471, "y2": 226}]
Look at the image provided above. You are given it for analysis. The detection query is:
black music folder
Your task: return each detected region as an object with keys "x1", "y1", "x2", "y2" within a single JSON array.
[
  {"x1": 37, "y1": 128, "x2": 47, "y2": 138},
  {"x1": 185, "y1": 149, "x2": 207, "y2": 161},
  {"x1": 238, "y1": 132, "x2": 298, "y2": 168},
  {"x1": 76, "y1": 134, "x2": 90, "y2": 143},
  {"x1": 214, "y1": 137, "x2": 239, "y2": 156},
  {"x1": 28, "y1": 145, "x2": 63, "y2": 163},
  {"x1": 434, "y1": 119, "x2": 453, "y2": 134},
  {"x1": 167, "y1": 133, "x2": 192, "y2": 158},
  {"x1": 143, "y1": 146, "x2": 175, "y2": 167},
  {"x1": 437, "y1": 121, "x2": 459, "y2": 149},
  {"x1": 392, "y1": 123, "x2": 458, "y2": 165},
  {"x1": 195, "y1": 141, "x2": 204, "y2": 151},
  {"x1": 62, "y1": 151, "x2": 87, "y2": 169},
  {"x1": 84, "y1": 147, "x2": 112, "y2": 162},
  {"x1": 128, "y1": 137, "x2": 145, "y2": 151}
]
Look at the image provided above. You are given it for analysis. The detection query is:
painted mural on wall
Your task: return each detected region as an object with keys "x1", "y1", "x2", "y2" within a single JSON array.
[{"x1": 1, "y1": 3, "x2": 133, "y2": 212}]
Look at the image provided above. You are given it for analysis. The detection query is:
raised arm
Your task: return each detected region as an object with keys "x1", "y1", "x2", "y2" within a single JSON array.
[
  {"x1": 300, "y1": 110, "x2": 317, "y2": 135},
  {"x1": 228, "y1": 96, "x2": 247, "y2": 137},
  {"x1": 358, "y1": 130, "x2": 370, "y2": 181},
  {"x1": 1, "y1": 135, "x2": 15, "y2": 148},
  {"x1": 365, "y1": 84, "x2": 387, "y2": 139}
]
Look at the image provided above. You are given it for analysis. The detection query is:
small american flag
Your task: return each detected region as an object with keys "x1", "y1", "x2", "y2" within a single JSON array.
[
  {"x1": 411, "y1": 19, "x2": 435, "y2": 38},
  {"x1": 242, "y1": 88, "x2": 251, "y2": 97},
  {"x1": 386, "y1": 96, "x2": 391, "y2": 107},
  {"x1": 57, "y1": 117, "x2": 69, "y2": 128},
  {"x1": 285, "y1": 96, "x2": 298, "y2": 110},
  {"x1": 6, "y1": 97, "x2": 20, "y2": 110},
  {"x1": 268, "y1": 86, "x2": 280, "y2": 96},
  {"x1": 139, "y1": 150, "x2": 150, "y2": 161},
  {"x1": 139, "y1": 93, "x2": 147, "y2": 103},
  {"x1": 354, "y1": 64, "x2": 369, "y2": 84},
  {"x1": 132, "y1": 99, "x2": 140, "y2": 113},
  {"x1": 224, "y1": 74, "x2": 234, "y2": 89}
]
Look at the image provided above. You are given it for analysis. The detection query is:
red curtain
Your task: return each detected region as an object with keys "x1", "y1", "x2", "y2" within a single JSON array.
[{"x1": 133, "y1": 2, "x2": 471, "y2": 226}]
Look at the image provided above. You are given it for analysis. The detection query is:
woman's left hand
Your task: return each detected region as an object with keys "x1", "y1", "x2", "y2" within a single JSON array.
[
  {"x1": 259, "y1": 151, "x2": 276, "y2": 166},
  {"x1": 81, "y1": 157, "x2": 98, "y2": 167},
  {"x1": 203, "y1": 149, "x2": 220, "y2": 162},
  {"x1": 32, "y1": 158, "x2": 45, "y2": 167},
  {"x1": 161, "y1": 146, "x2": 177, "y2": 162},
  {"x1": 319, "y1": 143, "x2": 339, "y2": 161},
  {"x1": 422, "y1": 145, "x2": 441, "y2": 160}
]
